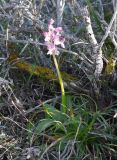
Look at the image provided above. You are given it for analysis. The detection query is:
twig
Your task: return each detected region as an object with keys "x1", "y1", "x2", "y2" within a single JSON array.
[
  {"x1": 39, "y1": 137, "x2": 63, "y2": 160},
  {"x1": 57, "y1": 0, "x2": 66, "y2": 26},
  {"x1": 75, "y1": 2, "x2": 103, "y2": 77},
  {"x1": 0, "y1": 37, "x2": 92, "y2": 62},
  {"x1": 24, "y1": 96, "x2": 60, "y2": 115},
  {"x1": 99, "y1": 6, "x2": 117, "y2": 49}
]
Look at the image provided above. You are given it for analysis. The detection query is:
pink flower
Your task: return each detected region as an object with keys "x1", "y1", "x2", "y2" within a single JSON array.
[
  {"x1": 44, "y1": 19, "x2": 65, "y2": 55},
  {"x1": 55, "y1": 27, "x2": 63, "y2": 34},
  {"x1": 44, "y1": 32, "x2": 51, "y2": 41},
  {"x1": 48, "y1": 19, "x2": 55, "y2": 31}
]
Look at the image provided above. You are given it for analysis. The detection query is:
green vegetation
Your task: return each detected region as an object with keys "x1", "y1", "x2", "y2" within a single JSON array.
[{"x1": 0, "y1": 0, "x2": 117, "y2": 160}]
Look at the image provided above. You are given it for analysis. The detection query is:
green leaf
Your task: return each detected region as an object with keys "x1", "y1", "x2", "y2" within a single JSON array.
[
  {"x1": 35, "y1": 119, "x2": 54, "y2": 134},
  {"x1": 44, "y1": 104, "x2": 69, "y2": 122},
  {"x1": 26, "y1": 121, "x2": 34, "y2": 138},
  {"x1": 35, "y1": 119, "x2": 67, "y2": 134}
]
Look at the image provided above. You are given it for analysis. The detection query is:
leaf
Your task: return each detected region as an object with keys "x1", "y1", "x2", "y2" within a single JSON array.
[
  {"x1": 35, "y1": 119, "x2": 67, "y2": 134},
  {"x1": 44, "y1": 104, "x2": 69, "y2": 122},
  {"x1": 26, "y1": 121, "x2": 34, "y2": 138},
  {"x1": 109, "y1": 89, "x2": 117, "y2": 97},
  {"x1": 35, "y1": 119, "x2": 54, "y2": 134}
]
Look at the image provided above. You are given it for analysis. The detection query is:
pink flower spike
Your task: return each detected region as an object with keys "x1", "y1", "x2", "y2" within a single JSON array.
[
  {"x1": 54, "y1": 35, "x2": 61, "y2": 45},
  {"x1": 55, "y1": 50, "x2": 60, "y2": 55},
  {"x1": 44, "y1": 32, "x2": 51, "y2": 41},
  {"x1": 44, "y1": 19, "x2": 65, "y2": 55},
  {"x1": 43, "y1": 32, "x2": 48, "y2": 37},
  {"x1": 47, "y1": 50, "x2": 53, "y2": 55},
  {"x1": 47, "y1": 43, "x2": 56, "y2": 51},
  {"x1": 48, "y1": 19, "x2": 55, "y2": 31},
  {"x1": 59, "y1": 37, "x2": 65, "y2": 48},
  {"x1": 55, "y1": 27, "x2": 63, "y2": 33},
  {"x1": 49, "y1": 19, "x2": 54, "y2": 25},
  {"x1": 60, "y1": 42, "x2": 65, "y2": 48}
]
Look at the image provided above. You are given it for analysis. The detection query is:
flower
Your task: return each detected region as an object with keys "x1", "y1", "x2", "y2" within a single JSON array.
[
  {"x1": 44, "y1": 19, "x2": 65, "y2": 55},
  {"x1": 48, "y1": 19, "x2": 55, "y2": 31}
]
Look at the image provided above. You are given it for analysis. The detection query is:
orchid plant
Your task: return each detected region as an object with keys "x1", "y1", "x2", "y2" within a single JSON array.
[{"x1": 44, "y1": 19, "x2": 66, "y2": 113}]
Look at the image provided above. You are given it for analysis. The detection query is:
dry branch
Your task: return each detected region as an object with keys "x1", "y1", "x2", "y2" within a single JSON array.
[{"x1": 57, "y1": 0, "x2": 66, "y2": 26}]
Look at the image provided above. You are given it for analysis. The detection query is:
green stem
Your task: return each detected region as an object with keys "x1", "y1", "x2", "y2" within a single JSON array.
[{"x1": 52, "y1": 54, "x2": 66, "y2": 113}]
